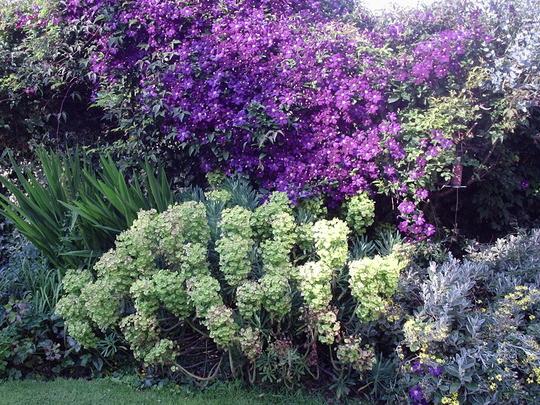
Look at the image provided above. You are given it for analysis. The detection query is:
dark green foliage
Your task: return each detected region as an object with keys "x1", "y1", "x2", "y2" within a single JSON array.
[
  {"x1": 0, "y1": 300, "x2": 104, "y2": 380},
  {"x1": 0, "y1": 148, "x2": 175, "y2": 268},
  {"x1": 0, "y1": 149, "x2": 91, "y2": 267},
  {"x1": 0, "y1": 240, "x2": 104, "y2": 379},
  {"x1": 0, "y1": 0, "x2": 102, "y2": 153}
]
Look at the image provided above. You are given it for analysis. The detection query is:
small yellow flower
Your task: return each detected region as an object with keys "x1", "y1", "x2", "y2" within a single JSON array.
[
  {"x1": 441, "y1": 392, "x2": 459, "y2": 405},
  {"x1": 533, "y1": 367, "x2": 540, "y2": 384}
]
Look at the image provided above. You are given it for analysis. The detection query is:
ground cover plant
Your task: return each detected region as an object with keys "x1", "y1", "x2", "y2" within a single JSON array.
[
  {"x1": 0, "y1": 239, "x2": 108, "y2": 380},
  {"x1": 0, "y1": 0, "x2": 540, "y2": 403}
]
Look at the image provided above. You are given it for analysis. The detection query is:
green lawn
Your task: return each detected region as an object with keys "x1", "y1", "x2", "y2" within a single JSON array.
[{"x1": 0, "y1": 379, "x2": 326, "y2": 405}]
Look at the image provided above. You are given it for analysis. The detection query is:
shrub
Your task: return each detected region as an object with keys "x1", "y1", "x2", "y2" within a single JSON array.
[
  {"x1": 215, "y1": 206, "x2": 254, "y2": 287},
  {"x1": 1, "y1": 0, "x2": 540, "y2": 400},
  {"x1": 56, "y1": 189, "x2": 410, "y2": 386},
  {"x1": 394, "y1": 230, "x2": 540, "y2": 404}
]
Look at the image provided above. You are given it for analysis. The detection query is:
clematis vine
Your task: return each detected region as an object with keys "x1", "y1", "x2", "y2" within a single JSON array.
[{"x1": 19, "y1": 0, "x2": 492, "y2": 239}]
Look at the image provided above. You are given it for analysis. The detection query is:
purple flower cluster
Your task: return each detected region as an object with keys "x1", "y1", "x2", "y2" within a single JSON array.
[
  {"x1": 412, "y1": 360, "x2": 444, "y2": 378},
  {"x1": 408, "y1": 362, "x2": 444, "y2": 404},
  {"x1": 409, "y1": 30, "x2": 473, "y2": 84},
  {"x1": 41, "y1": 0, "x2": 489, "y2": 238},
  {"x1": 409, "y1": 385, "x2": 428, "y2": 405}
]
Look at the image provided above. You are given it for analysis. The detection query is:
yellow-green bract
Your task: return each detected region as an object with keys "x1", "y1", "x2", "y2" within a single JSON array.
[
  {"x1": 56, "y1": 192, "x2": 409, "y2": 367},
  {"x1": 349, "y1": 252, "x2": 409, "y2": 322}
]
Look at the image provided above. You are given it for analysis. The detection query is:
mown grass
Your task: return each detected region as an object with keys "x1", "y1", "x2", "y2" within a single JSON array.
[{"x1": 0, "y1": 378, "x2": 327, "y2": 405}]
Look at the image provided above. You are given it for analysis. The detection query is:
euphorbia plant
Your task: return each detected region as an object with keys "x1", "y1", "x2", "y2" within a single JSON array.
[{"x1": 56, "y1": 189, "x2": 411, "y2": 381}]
